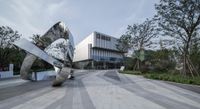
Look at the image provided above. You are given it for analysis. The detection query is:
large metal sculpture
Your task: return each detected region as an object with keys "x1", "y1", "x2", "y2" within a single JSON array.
[{"x1": 13, "y1": 21, "x2": 75, "y2": 86}]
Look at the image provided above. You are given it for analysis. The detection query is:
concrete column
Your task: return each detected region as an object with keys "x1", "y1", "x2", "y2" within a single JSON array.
[
  {"x1": 9, "y1": 64, "x2": 14, "y2": 72},
  {"x1": 103, "y1": 62, "x2": 106, "y2": 69},
  {"x1": 92, "y1": 61, "x2": 94, "y2": 69},
  {"x1": 9, "y1": 64, "x2": 14, "y2": 76}
]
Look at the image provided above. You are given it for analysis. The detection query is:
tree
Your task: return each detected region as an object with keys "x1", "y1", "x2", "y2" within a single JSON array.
[
  {"x1": 155, "y1": 0, "x2": 200, "y2": 77},
  {"x1": 116, "y1": 35, "x2": 132, "y2": 68},
  {"x1": 122, "y1": 19, "x2": 158, "y2": 70},
  {"x1": 144, "y1": 49, "x2": 175, "y2": 72},
  {"x1": 116, "y1": 34, "x2": 132, "y2": 56},
  {"x1": 0, "y1": 26, "x2": 20, "y2": 48},
  {"x1": 190, "y1": 36, "x2": 200, "y2": 72},
  {"x1": 0, "y1": 26, "x2": 21, "y2": 69},
  {"x1": 127, "y1": 19, "x2": 158, "y2": 50}
]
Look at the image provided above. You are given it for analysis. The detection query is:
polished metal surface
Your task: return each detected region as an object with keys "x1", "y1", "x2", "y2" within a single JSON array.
[
  {"x1": 13, "y1": 38, "x2": 63, "y2": 67},
  {"x1": 13, "y1": 22, "x2": 74, "y2": 86}
]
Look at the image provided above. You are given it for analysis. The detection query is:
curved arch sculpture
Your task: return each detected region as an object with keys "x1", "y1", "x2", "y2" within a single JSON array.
[{"x1": 13, "y1": 21, "x2": 75, "y2": 86}]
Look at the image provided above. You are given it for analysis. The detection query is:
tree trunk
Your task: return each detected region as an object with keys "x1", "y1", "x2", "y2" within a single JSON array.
[
  {"x1": 133, "y1": 59, "x2": 140, "y2": 71},
  {"x1": 182, "y1": 47, "x2": 197, "y2": 77},
  {"x1": 183, "y1": 52, "x2": 187, "y2": 76},
  {"x1": 137, "y1": 60, "x2": 140, "y2": 70},
  {"x1": 187, "y1": 57, "x2": 199, "y2": 77}
]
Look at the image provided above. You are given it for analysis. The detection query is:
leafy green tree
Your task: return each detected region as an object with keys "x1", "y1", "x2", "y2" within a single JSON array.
[
  {"x1": 145, "y1": 49, "x2": 176, "y2": 72},
  {"x1": 116, "y1": 34, "x2": 132, "y2": 66},
  {"x1": 0, "y1": 26, "x2": 22, "y2": 70},
  {"x1": 155, "y1": 0, "x2": 200, "y2": 76},
  {"x1": 122, "y1": 19, "x2": 158, "y2": 70},
  {"x1": 116, "y1": 34, "x2": 132, "y2": 53},
  {"x1": 0, "y1": 26, "x2": 20, "y2": 48}
]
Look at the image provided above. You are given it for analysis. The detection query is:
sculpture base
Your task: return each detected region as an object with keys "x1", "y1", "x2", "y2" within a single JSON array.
[
  {"x1": 52, "y1": 67, "x2": 73, "y2": 87},
  {"x1": 52, "y1": 81, "x2": 63, "y2": 87}
]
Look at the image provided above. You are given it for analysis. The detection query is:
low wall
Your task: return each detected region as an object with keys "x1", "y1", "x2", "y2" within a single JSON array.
[
  {"x1": 0, "y1": 71, "x2": 13, "y2": 79},
  {"x1": 32, "y1": 70, "x2": 56, "y2": 81}
]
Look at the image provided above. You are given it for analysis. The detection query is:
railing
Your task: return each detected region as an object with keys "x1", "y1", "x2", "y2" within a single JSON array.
[
  {"x1": 0, "y1": 64, "x2": 14, "y2": 79},
  {"x1": 91, "y1": 55, "x2": 123, "y2": 62}
]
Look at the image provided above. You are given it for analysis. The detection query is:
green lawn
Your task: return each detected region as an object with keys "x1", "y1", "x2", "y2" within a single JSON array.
[{"x1": 119, "y1": 70, "x2": 200, "y2": 85}]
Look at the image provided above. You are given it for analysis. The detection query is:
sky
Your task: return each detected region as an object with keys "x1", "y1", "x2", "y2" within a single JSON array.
[{"x1": 0, "y1": 0, "x2": 159, "y2": 45}]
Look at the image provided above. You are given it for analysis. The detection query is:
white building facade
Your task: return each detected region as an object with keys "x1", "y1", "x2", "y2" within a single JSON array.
[{"x1": 73, "y1": 31, "x2": 124, "y2": 69}]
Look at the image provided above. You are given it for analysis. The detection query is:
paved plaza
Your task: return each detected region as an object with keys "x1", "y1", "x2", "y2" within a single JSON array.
[{"x1": 0, "y1": 70, "x2": 200, "y2": 109}]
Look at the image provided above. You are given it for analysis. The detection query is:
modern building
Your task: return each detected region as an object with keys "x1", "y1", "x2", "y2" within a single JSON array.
[{"x1": 73, "y1": 31, "x2": 125, "y2": 69}]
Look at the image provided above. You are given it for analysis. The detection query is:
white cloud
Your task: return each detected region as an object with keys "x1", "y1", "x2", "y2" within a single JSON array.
[
  {"x1": 0, "y1": 0, "x2": 159, "y2": 44},
  {"x1": 47, "y1": 1, "x2": 66, "y2": 17},
  {"x1": 0, "y1": 17, "x2": 17, "y2": 28},
  {"x1": 114, "y1": 0, "x2": 158, "y2": 38},
  {"x1": 0, "y1": 0, "x2": 79, "y2": 40}
]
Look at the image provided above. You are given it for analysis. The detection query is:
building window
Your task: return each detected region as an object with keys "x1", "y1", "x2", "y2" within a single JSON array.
[
  {"x1": 96, "y1": 33, "x2": 100, "y2": 39},
  {"x1": 101, "y1": 35, "x2": 110, "y2": 41},
  {"x1": 101, "y1": 35, "x2": 105, "y2": 40},
  {"x1": 106, "y1": 37, "x2": 111, "y2": 41},
  {"x1": 96, "y1": 33, "x2": 111, "y2": 41}
]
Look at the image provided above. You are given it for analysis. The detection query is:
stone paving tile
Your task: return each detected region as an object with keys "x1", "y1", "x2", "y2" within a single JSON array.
[{"x1": 0, "y1": 70, "x2": 200, "y2": 109}]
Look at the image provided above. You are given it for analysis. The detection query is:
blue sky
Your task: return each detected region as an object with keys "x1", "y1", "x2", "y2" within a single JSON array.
[{"x1": 0, "y1": 0, "x2": 159, "y2": 44}]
